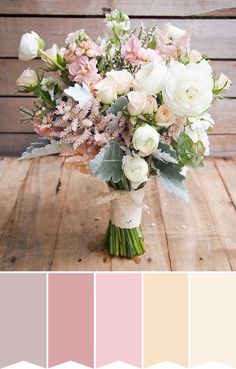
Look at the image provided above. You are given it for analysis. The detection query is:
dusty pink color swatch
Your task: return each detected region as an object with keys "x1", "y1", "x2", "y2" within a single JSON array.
[
  {"x1": 96, "y1": 273, "x2": 142, "y2": 367},
  {"x1": 48, "y1": 273, "x2": 94, "y2": 368},
  {"x1": 0, "y1": 273, "x2": 47, "y2": 368}
]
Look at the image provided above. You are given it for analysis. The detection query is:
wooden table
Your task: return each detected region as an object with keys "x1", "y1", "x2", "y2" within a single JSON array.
[{"x1": 0, "y1": 156, "x2": 236, "y2": 271}]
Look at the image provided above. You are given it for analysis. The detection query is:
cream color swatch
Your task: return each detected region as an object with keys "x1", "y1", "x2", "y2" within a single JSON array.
[
  {"x1": 144, "y1": 274, "x2": 188, "y2": 367},
  {"x1": 190, "y1": 273, "x2": 236, "y2": 367}
]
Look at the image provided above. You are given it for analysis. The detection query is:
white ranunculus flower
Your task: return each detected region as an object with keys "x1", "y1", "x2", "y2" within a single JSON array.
[
  {"x1": 162, "y1": 62, "x2": 213, "y2": 116},
  {"x1": 95, "y1": 77, "x2": 117, "y2": 104},
  {"x1": 16, "y1": 68, "x2": 38, "y2": 88},
  {"x1": 106, "y1": 69, "x2": 133, "y2": 95},
  {"x1": 127, "y1": 91, "x2": 147, "y2": 116},
  {"x1": 41, "y1": 44, "x2": 65, "y2": 65},
  {"x1": 189, "y1": 49, "x2": 202, "y2": 63},
  {"x1": 215, "y1": 73, "x2": 232, "y2": 91},
  {"x1": 133, "y1": 63, "x2": 166, "y2": 96},
  {"x1": 142, "y1": 96, "x2": 158, "y2": 115},
  {"x1": 133, "y1": 124, "x2": 160, "y2": 156},
  {"x1": 64, "y1": 83, "x2": 93, "y2": 107},
  {"x1": 122, "y1": 155, "x2": 149, "y2": 188},
  {"x1": 164, "y1": 23, "x2": 186, "y2": 40},
  {"x1": 19, "y1": 31, "x2": 45, "y2": 61},
  {"x1": 154, "y1": 104, "x2": 175, "y2": 128}
]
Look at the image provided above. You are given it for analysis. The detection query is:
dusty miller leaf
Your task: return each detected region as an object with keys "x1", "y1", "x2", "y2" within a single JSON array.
[
  {"x1": 89, "y1": 140, "x2": 123, "y2": 183},
  {"x1": 152, "y1": 159, "x2": 189, "y2": 202},
  {"x1": 107, "y1": 96, "x2": 128, "y2": 115},
  {"x1": 107, "y1": 111, "x2": 122, "y2": 132},
  {"x1": 19, "y1": 138, "x2": 72, "y2": 160},
  {"x1": 153, "y1": 142, "x2": 178, "y2": 164}
]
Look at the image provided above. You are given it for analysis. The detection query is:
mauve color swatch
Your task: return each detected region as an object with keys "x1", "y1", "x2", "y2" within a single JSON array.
[
  {"x1": 96, "y1": 273, "x2": 142, "y2": 368},
  {"x1": 48, "y1": 273, "x2": 94, "y2": 368},
  {"x1": 0, "y1": 273, "x2": 47, "y2": 368}
]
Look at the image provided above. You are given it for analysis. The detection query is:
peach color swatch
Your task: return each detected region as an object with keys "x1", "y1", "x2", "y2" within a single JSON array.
[
  {"x1": 96, "y1": 273, "x2": 142, "y2": 368},
  {"x1": 48, "y1": 273, "x2": 94, "y2": 368},
  {"x1": 143, "y1": 273, "x2": 188, "y2": 368}
]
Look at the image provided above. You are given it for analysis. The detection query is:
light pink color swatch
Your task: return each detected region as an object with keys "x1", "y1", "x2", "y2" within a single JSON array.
[
  {"x1": 0, "y1": 273, "x2": 47, "y2": 368},
  {"x1": 48, "y1": 273, "x2": 94, "y2": 368},
  {"x1": 96, "y1": 273, "x2": 142, "y2": 368}
]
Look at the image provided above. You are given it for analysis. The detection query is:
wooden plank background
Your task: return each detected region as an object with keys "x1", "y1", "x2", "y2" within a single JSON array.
[{"x1": 0, "y1": 0, "x2": 236, "y2": 156}]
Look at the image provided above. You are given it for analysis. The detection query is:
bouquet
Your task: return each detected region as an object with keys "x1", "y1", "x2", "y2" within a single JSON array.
[{"x1": 16, "y1": 10, "x2": 231, "y2": 258}]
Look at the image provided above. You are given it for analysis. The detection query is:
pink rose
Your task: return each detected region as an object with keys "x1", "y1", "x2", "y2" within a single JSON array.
[{"x1": 68, "y1": 56, "x2": 99, "y2": 84}]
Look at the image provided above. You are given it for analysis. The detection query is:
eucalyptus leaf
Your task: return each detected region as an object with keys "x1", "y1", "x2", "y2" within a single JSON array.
[
  {"x1": 107, "y1": 96, "x2": 128, "y2": 115},
  {"x1": 89, "y1": 140, "x2": 123, "y2": 183},
  {"x1": 153, "y1": 142, "x2": 178, "y2": 164},
  {"x1": 152, "y1": 159, "x2": 189, "y2": 202},
  {"x1": 19, "y1": 138, "x2": 72, "y2": 160}
]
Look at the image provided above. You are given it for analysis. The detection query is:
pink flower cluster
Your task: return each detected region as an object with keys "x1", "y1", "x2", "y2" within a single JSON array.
[
  {"x1": 121, "y1": 35, "x2": 162, "y2": 64},
  {"x1": 65, "y1": 38, "x2": 104, "y2": 85}
]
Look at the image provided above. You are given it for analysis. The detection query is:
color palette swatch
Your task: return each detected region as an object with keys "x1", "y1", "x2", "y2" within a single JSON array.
[{"x1": 1, "y1": 273, "x2": 236, "y2": 368}]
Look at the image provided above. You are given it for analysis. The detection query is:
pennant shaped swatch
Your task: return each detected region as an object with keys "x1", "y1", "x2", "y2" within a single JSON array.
[
  {"x1": 48, "y1": 274, "x2": 94, "y2": 368},
  {"x1": 0, "y1": 274, "x2": 47, "y2": 368},
  {"x1": 143, "y1": 274, "x2": 188, "y2": 367},
  {"x1": 96, "y1": 274, "x2": 142, "y2": 368}
]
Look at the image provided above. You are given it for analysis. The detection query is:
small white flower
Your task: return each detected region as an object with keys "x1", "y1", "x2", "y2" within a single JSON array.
[
  {"x1": 189, "y1": 49, "x2": 202, "y2": 63},
  {"x1": 95, "y1": 77, "x2": 117, "y2": 104},
  {"x1": 185, "y1": 113, "x2": 214, "y2": 155},
  {"x1": 65, "y1": 29, "x2": 86, "y2": 45},
  {"x1": 122, "y1": 155, "x2": 149, "y2": 189},
  {"x1": 164, "y1": 23, "x2": 186, "y2": 40},
  {"x1": 64, "y1": 83, "x2": 93, "y2": 107},
  {"x1": 105, "y1": 10, "x2": 130, "y2": 32},
  {"x1": 106, "y1": 69, "x2": 133, "y2": 95},
  {"x1": 133, "y1": 63, "x2": 166, "y2": 96},
  {"x1": 215, "y1": 73, "x2": 232, "y2": 91},
  {"x1": 19, "y1": 31, "x2": 45, "y2": 61},
  {"x1": 133, "y1": 124, "x2": 160, "y2": 156},
  {"x1": 41, "y1": 77, "x2": 57, "y2": 100},
  {"x1": 127, "y1": 91, "x2": 147, "y2": 116},
  {"x1": 16, "y1": 68, "x2": 38, "y2": 88},
  {"x1": 154, "y1": 104, "x2": 175, "y2": 127},
  {"x1": 162, "y1": 62, "x2": 213, "y2": 116},
  {"x1": 41, "y1": 44, "x2": 65, "y2": 65},
  {"x1": 142, "y1": 96, "x2": 158, "y2": 115}
]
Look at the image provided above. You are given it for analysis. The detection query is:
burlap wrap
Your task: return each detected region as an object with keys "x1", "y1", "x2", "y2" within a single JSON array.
[{"x1": 97, "y1": 187, "x2": 147, "y2": 229}]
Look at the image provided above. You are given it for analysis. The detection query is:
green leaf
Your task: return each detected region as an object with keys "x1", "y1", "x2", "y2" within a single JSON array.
[
  {"x1": 147, "y1": 38, "x2": 157, "y2": 49},
  {"x1": 89, "y1": 140, "x2": 123, "y2": 183},
  {"x1": 152, "y1": 159, "x2": 189, "y2": 202},
  {"x1": 177, "y1": 132, "x2": 205, "y2": 168},
  {"x1": 153, "y1": 142, "x2": 178, "y2": 164},
  {"x1": 107, "y1": 96, "x2": 128, "y2": 115},
  {"x1": 19, "y1": 138, "x2": 72, "y2": 160}
]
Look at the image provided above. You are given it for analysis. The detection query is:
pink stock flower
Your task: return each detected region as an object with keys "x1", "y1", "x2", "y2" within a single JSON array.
[
  {"x1": 121, "y1": 35, "x2": 143, "y2": 63},
  {"x1": 69, "y1": 56, "x2": 99, "y2": 84},
  {"x1": 138, "y1": 48, "x2": 162, "y2": 63}
]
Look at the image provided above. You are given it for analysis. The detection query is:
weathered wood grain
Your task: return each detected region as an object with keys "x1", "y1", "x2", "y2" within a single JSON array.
[
  {"x1": 209, "y1": 135, "x2": 236, "y2": 156},
  {"x1": 1, "y1": 0, "x2": 236, "y2": 16},
  {"x1": 215, "y1": 157, "x2": 236, "y2": 208},
  {"x1": 1, "y1": 18, "x2": 236, "y2": 58},
  {"x1": 0, "y1": 133, "x2": 36, "y2": 156},
  {"x1": 1, "y1": 97, "x2": 235, "y2": 134},
  {"x1": 197, "y1": 159, "x2": 236, "y2": 270},
  {"x1": 156, "y1": 165, "x2": 233, "y2": 271},
  {"x1": 0, "y1": 157, "x2": 72, "y2": 271},
  {"x1": 2, "y1": 59, "x2": 235, "y2": 97},
  {"x1": 1, "y1": 157, "x2": 236, "y2": 271}
]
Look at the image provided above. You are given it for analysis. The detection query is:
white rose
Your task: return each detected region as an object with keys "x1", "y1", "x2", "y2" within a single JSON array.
[
  {"x1": 133, "y1": 124, "x2": 160, "y2": 156},
  {"x1": 19, "y1": 31, "x2": 45, "y2": 61},
  {"x1": 189, "y1": 49, "x2": 202, "y2": 63},
  {"x1": 154, "y1": 104, "x2": 175, "y2": 128},
  {"x1": 122, "y1": 155, "x2": 149, "y2": 188},
  {"x1": 215, "y1": 73, "x2": 232, "y2": 91},
  {"x1": 164, "y1": 23, "x2": 186, "y2": 40},
  {"x1": 142, "y1": 96, "x2": 158, "y2": 115},
  {"x1": 16, "y1": 68, "x2": 38, "y2": 88},
  {"x1": 41, "y1": 44, "x2": 65, "y2": 65},
  {"x1": 106, "y1": 69, "x2": 133, "y2": 95},
  {"x1": 127, "y1": 91, "x2": 147, "y2": 116},
  {"x1": 95, "y1": 77, "x2": 117, "y2": 104},
  {"x1": 133, "y1": 63, "x2": 166, "y2": 96},
  {"x1": 162, "y1": 62, "x2": 213, "y2": 116}
]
